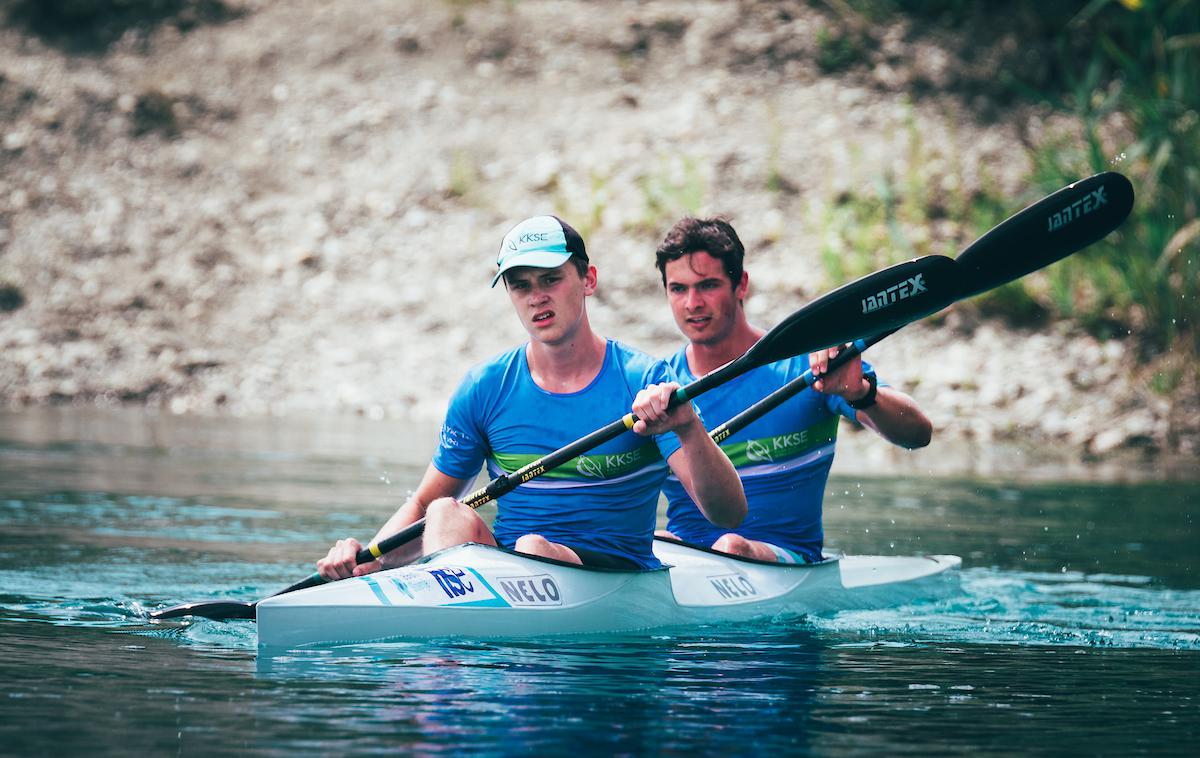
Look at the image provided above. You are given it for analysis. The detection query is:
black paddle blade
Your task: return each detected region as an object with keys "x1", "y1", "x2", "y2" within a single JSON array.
[
  {"x1": 150, "y1": 600, "x2": 257, "y2": 621},
  {"x1": 956, "y1": 171, "x2": 1135, "y2": 299},
  {"x1": 742, "y1": 254, "x2": 960, "y2": 368}
]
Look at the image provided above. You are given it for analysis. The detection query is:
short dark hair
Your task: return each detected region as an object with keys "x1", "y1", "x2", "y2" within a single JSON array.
[
  {"x1": 555, "y1": 216, "x2": 591, "y2": 277},
  {"x1": 654, "y1": 217, "x2": 745, "y2": 288}
]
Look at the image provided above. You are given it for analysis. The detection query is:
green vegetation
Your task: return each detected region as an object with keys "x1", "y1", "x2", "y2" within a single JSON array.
[
  {"x1": 1024, "y1": 0, "x2": 1200, "y2": 352},
  {"x1": 819, "y1": 0, "x2": 1199, "y2": 354},
  {"x1": 446, "y1": 149, "x2": 482, "y2": 202},
  {"x1": 0, "y1": 281, "x2": 24, "y2": 313},
  {"x1": 542, "y1": 168, "x2": 612, "y2": 244},
  {"x1": 816, "y1": 28, "x2": 869, "y2": 73},
  {"x1": 630, "y1": 155, "x2": 706, "y2": 235},
  {"x1": 812, "y1": 103, "x2": 1012, "y2": 298},
  {"x1": 3, "y1": 0, "x2": 237, "y2": 50}
]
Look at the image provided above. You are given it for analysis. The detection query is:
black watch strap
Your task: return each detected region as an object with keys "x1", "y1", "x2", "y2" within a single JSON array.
[{"x1": 848, "y1": 372, "x2": 878, "y2": 410}]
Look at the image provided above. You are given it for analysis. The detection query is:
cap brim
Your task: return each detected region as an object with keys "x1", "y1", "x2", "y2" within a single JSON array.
[{"x1": 490, "y1": 250, "x2": 574, "y2": 287}]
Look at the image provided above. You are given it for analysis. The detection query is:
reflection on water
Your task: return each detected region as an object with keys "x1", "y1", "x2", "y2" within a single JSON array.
[{"x1": 2, "y1": 408, "x2": 1199, "y2": 754}]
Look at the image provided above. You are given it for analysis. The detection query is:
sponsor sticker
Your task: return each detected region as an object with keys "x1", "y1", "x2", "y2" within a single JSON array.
[
  {"x1": 1047, "y1": 185, "x2": 1108, "y2": 232},
  {"x1": 495, "y1": 573, "x2": 563, "y2": 606},
  {"x1": 861, "y1": 273, "x2": 928, "y2": 314},
  {"x1": 708, "y1": 573, "x2": 758, "y2": 600}
]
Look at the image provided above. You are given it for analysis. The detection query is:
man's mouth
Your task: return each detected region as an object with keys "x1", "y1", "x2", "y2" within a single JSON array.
[
  {"x1": 686, "y1": 315, "x2": 710, "y2": 326},
  {"x1": 533, "y1": 310, "x2": 554, "y2": 323}
]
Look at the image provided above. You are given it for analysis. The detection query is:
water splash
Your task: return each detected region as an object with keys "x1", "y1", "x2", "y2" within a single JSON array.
[{"x1": 811, "y1": 567, "x2": 1200, "y2": 650}]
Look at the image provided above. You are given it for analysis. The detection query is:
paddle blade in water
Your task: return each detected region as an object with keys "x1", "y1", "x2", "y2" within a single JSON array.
[
  {"x1": 956, "y1": 171, "x2": 1135, "y2": 299},
  {"x1": 743, "y1": 254, "x2": 960, "y2": 368},
  {"x1": 150, "y1": 600, "x2": 257, "y2": 621}
]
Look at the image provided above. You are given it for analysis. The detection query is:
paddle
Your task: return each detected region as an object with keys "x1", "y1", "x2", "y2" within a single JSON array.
[
  {"x1": 708, "y1": 171, "x2": 1136, "y2": 439},
  {"x1": 150, "y1": 254, "x2": 960, "y2": 621},
  {"x1": 151, "y1": 171, "x2": 1134, "y2": 622}
]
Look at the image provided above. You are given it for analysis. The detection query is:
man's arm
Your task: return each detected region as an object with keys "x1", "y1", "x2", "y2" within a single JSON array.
[
  {"x1": 809, "y1": 346, "x2": 932, "y2": 449},
  {"x1": 317, "y1": 464, "x2": 468, "y2": 580},
  {"x1": 632, "y1": 383, "x2": 747, "y2": 529}
]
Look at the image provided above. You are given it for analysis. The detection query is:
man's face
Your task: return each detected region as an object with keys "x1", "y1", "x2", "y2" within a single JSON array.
[
  {"x1": 663, "y1": 251, "x2": 747, "y2": 347},
  {"x1": 503, "y1": 262, "x2": 596, "y2": 345}
]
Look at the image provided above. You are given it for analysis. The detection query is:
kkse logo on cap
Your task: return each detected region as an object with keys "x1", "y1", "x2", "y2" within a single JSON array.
[{"x1": 491, "y1": 216, "x2": 587, "y2": 287}]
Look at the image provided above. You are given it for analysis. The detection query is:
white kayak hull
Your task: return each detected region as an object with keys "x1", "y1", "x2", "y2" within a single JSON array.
[{"x1": 257, "y1": 539, "x2": 961, "y2": 649}]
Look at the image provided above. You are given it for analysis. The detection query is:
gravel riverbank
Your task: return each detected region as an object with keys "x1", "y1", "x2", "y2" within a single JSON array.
[{"x1": 1, "y1": 0, "x2": 1195, "y2": 473}]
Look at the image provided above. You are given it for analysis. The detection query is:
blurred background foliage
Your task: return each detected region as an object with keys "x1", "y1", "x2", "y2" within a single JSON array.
[
  {"x1": 4, "y1": 0, "x2": 1196, "y2": 359},
  {"x1": 824, "y1": 0, "x2": 1199, "y2": 360},
  {"x1": 0, "y1": 0, "x2": 238, "y2": 51}
]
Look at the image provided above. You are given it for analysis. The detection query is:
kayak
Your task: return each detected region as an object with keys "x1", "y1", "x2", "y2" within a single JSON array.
[{"x1": 256, "y1": 538, "x2": 962, "y2": 649}]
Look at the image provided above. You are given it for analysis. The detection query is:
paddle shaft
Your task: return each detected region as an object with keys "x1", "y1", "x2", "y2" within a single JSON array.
[{"x1": 709, "y1": 332, "x2": 894, "y2": 444}]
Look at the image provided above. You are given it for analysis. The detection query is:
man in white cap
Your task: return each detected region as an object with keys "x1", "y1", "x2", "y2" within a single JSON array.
[{"x1": 318, "y1": 216, "x2": 746, "y2": 576}]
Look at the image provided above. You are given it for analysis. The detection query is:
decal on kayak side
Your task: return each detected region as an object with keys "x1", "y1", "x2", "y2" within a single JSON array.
[
  {"x1": 708, "y1": 573, "x2": 758, "y2": 600},
  {"x1": 495, "y1": 574, "x2": 563, "y2": 606},
  {"x1": 430, "y1": 568, "x2": 474, "y2": 597},
  {"x1": 357, "y1": 567, "x2": 511, "y2": 608}
]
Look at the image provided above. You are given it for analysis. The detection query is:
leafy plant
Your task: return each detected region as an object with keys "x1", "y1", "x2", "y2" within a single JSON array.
[{"x1": 1024, "y1": 0, "x2": 1200, "y2": 351}]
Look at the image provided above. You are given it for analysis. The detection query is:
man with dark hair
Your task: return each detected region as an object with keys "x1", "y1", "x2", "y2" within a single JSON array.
[
  {"x1": 318, "y1": 215, "x2": 746, "y2": 578},
  {"x1": 654, "y1": 216, "x2": 931, "y2": 563}
]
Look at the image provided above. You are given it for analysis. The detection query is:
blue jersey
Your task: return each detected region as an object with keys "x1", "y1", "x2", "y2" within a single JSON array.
[
  {"x1": 432, "y1": 340, "x2": 683, "y2": 569},
  {"x1": 662, "y1": 348, "x2": 875, "y2": 562}
]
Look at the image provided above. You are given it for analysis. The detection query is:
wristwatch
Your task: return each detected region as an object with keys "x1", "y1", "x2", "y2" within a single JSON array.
[{"x1": 848, "y1": 372, "x2": 878, "y2": 410}]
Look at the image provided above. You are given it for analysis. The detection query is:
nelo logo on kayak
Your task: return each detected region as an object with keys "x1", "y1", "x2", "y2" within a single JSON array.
[
  {"x1": 861, "y1": 274, "x2": 927, "y2": 314},
  {"x1": 1047, "y1": 185, "x2": 1108, "y2": 232},
  {"x1": 497, "y1": 574, "x2": 562, "y2": 606},
  {"x1": 709, "y1": 573, "x2": 758, "y2": 600}
]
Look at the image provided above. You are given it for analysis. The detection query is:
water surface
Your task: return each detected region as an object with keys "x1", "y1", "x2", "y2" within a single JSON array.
[{"x1": 1, "y1": 409, "x2": 1197, "y2": 755}]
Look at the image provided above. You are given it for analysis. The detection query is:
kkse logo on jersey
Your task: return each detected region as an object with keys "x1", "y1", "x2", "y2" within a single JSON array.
[
  {"x1": 576, "y1": 456, "x2": 605, "y2": 478},
  {"x1": 745, "y1": 438, "x2": 774, "y2": 463}
]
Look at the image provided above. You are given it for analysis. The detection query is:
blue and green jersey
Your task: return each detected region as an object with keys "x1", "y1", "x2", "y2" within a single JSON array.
[
  {"x1": 663, "y1": 348, "x2": 875, "y2": 562},
  {"x1": 433, "y1": 340, "x2": 682, "y2": 569}
]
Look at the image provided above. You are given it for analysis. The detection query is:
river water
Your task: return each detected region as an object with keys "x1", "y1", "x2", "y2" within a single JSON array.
[{"x1": 1, "y1": 409, "x2": 1197, "y2": 755}]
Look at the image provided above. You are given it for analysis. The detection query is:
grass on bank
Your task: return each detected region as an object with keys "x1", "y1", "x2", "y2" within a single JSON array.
[{"x1": 816, "y1": 0, "x2": 1199, "y2": 361}]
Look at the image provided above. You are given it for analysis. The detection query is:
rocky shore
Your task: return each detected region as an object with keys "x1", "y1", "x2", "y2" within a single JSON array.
[{"x1": 1, "y1": 0, "x2": 1195, "y2": 473}]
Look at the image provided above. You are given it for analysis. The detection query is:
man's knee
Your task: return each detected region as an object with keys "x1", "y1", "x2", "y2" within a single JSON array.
[
  {"x1": 426, "y1": 497, "x2": 465, "y2": 521},
  {"x1": 712, "y1": 532, "x2": 748, "y2": 553},
  {"x1": 514, "y1": 533, "x2": 549, "y2": 553},
  {"x1": 425, "y1": 498, "x2": 479, "y2": 536}
]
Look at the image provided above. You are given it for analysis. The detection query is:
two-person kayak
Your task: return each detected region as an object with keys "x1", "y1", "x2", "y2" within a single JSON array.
[{"x1": 256, "y1": 537, "x2": 961, "y2": 649}]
